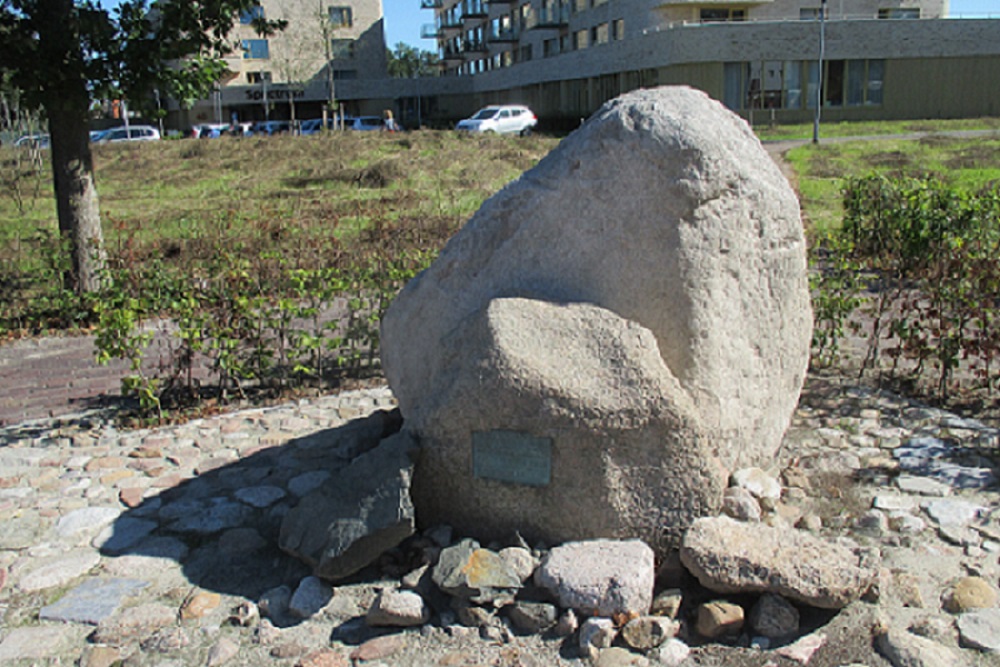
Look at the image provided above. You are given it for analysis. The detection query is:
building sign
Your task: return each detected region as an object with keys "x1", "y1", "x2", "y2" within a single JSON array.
[{"x1": 245, "y1": 88, "x2": 307, "y2": 101}]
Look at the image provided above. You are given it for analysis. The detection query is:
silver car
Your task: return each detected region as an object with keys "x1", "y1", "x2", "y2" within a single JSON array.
[{"x1": 455, "y1": 105, "x2": 537, "y2": 136}]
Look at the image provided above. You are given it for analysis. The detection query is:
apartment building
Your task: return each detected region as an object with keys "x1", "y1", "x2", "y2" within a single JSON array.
[
  {"x1": 170, "y1": 0, "x2": 388, "y2": 129},
  {"x1": 397, "y1": 0, "x2": 1000, "y2": 128},
  {"x1": 423, "y1": 0, "x2": 948, "y2": 78}
]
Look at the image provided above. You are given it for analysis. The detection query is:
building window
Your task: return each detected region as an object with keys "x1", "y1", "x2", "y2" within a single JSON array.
[
  {"x1": 574, "y1": 29, "x2": 588, "y2": 50},
  {"x1": 332, "y1": 69, "x2": 357, "y2": 80},
  {"x1": 518, "y1": 44, "x2": 532, "y2": 62},
  {"x1": 800, "y1": 7, "x2": 823, "y2": 19},
  {"x1": 573, "y1": 0, "x2": 587, "y2": 12},
  {"x1": 723, "y1": 59, "x2": 884, "y2": 111},
  {"x1": 331, "y1": 38, "x2": 354, "y2": 59},
  {"x1": 329, "y1": 6, "x2": 353, "y2": 27},
  {"x1": 242, "y1": 39, "x2": 270, "y2": 59},
  {"x1": 612, "y1": 18, "x2": 624, "y2": 40},
  {"x1": 544, "y1": 38, "x2": 559, "y2": 57},
  {"x1": 247, "y1": 71, "x2": 272, "y2": 84},
  {"x1": 592, "y1": 22, "x2": 609, "y2": 45},
  {"x1": 240, "y1": 5, "x2": 264, "y2": 24},
  {"x1": 878, "y1": 8, "x2": 920, "y2": 18},
  {"x1": 700, "y1": 8, "x2": 745, "y2": 22}
]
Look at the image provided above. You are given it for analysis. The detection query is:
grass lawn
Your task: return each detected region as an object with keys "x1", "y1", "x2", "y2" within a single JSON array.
[
  {"x1": 782, "y1": 134, "x2": 1000, "y2": 237},
  {"x1": 0, "y1": 130, "x2": 560, "y2": 273}
]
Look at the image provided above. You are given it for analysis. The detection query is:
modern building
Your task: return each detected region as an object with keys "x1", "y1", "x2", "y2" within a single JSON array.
[
  {"x1": 392, "y1": 0, "x2": 1000, "y2": 128},
  {"x1": 169, "y1": 0, "x2": 389, "y2": 129},
  {"x1": 169, "y1": 0, "x2": 1000, "y2": 132}
]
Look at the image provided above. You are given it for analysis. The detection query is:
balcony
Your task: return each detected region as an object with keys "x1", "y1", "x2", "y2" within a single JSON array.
[
  {"x1": 487, "y1": 25, "x2": 519, "y2": 42},
  {"x1": 462, "y1": 0, "x2": 488, "y2": 18},
  {"x1": 463, "y1": 39, "x2": 489, "y2": 53},
  {"x1": 530, "y1": 3, "x2": 570, "y2": 28},
  {"x1": 420, "y1": 0, "x2": 442, "y2": 8},
  {"x1": 442, "y1": 46, "x2": 465, "y2": 61},
  {"x1": 420, "y1": 23, "x2": 442, "y2": 38}
]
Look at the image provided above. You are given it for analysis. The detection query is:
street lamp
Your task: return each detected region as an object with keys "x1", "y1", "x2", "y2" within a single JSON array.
[{"x1": 812, "y1": 0, "x2": 827, "y2": 144}]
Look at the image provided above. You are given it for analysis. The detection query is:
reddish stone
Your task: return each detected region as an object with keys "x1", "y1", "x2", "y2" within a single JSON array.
[
  {"x1": 119, "y1": 487, "x2": 146, "y2": 508},
  {"x1": 295, "y1": 649, "x2": 349, "y2": 667},
  {"x1": 349, "y1": 635, "x2": 406, "y2": 662}
]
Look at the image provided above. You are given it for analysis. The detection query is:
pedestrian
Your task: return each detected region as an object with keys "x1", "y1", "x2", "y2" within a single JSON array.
[{"x1": 383, "y1": 109, "x2": 400, "y2": 132}]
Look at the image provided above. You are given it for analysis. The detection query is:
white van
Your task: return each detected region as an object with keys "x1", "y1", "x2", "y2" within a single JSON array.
[{"x1": 97, "y1": 125, "x2": 161, "y2": 143}]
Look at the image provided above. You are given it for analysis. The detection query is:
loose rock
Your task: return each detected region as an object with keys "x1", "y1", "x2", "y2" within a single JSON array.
[{"x1": 681, "y1": 516, "x2": 880, "y2": 608}]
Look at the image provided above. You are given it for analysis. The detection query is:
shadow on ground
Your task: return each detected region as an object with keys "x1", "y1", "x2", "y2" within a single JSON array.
[{"x1": 98, "y1": 409, "x2": 403, "y2": 631}]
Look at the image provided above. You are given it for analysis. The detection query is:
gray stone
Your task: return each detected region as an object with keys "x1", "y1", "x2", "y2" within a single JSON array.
[
  {"x1": 383, "y1": 86, "x2": 811, "y2": 553},
  {"x1": 877, "y1": 628, "x2": 969, "y2": 666},
  {"x1": 91, "y1": 602, "x2": 177, "y2": 646},
  {"x1": 55, "y1": 506, "x2": 121, "y2": 539},
  {"x1": 620, "y1": 616, "x2": 680, "y2": 650},
  {"x1": 92, "y1": 517, "x2": 158, "y2": 555},
  {"x1": 534, "y1": 539, "x2": 654, "y2": 616},
  {"x1": 206, "y1": 637, "x2": 240, "y2": 666},
  {"x1": 650, "y1": 589, "x2": 683, "y2": 619},
  {"x1": 895, "y1": 475, "x2": 952, "y2": 497},
  {"x1": 651, "y1": 638, "x2": 691, "y2": 666},
  {"x1": 18, "y1": 550, "x2": 101, "y2": 591},
  {"x1": 0, "y1": 515, "x2": 45, "y2": 549},
  {"x1": 731, "y1": 467, "x2": 782, "y2": 501},
  {"x1": 895, "y1": 438, "x2": 997, "y2": 489},
  {"x1": 288, "y1": 575, "x2": 332, "y2": 618},
  {"x1": 722, "y1": 485, "x2": 763, "y2": 522},
  {"x1": 259, "y1": 585, "x2": 293, "y2": 620},
  {"x1": 499, "y1": 546, "x2": 538, "y2": 583},
  {"x1": 748, "y1": 593, "x2": 799, "y2": 638},
  {"x1": 287, "y1": 470, "x2": 331, "y2": 497},
  {"x1": 167, "y1": 498, "x2": 251, "y2": 535},
  {"x1": 432, "y1": 538, "x2": 521, "y2": 605},
  {"x1": 234, "y1": 485, "x2": 286, "y2": 508},
  {"x1": 39, "y1": 577, "x2": 149, "y2": 624},
  {"x1": 680, "y1": 517, "x2": 879, "y2": 609},
  {"x1": 279, "y1": 431, "x2": 417, "y2": 580},
  {"x1": 579, "y1": 617, "x2": 618, "y2": 655},
  {"x1": 957, "y1": 608, "x2": 1000, "y2": 652},
  {"x1": 0, "y1": 625, "x2": 89, "y2": 661},
  {"x1": 594, "y1": 646, "x2": 651, "y2": 667},
  {"x1": 921, "y1": 499, "x2": 986, "y2": 527},
  {"x1": 873, "y1": 494, "x2": 917, "y2": 512},
  {"x1": 366, "y1": 588, "x2": 431, "y2": 627},
  {"x1": 507, "y1": 601, "x2": 559, "y2": 634}
]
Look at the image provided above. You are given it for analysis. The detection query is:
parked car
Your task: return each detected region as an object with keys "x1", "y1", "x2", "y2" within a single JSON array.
[
  {"x1": 350, "y1": 116, "x2": 384, "y2": 131},
  {"x1": 455, "y1": 105, "x2": 537, "y2": 136},
  {"x1": 249, "y1": 120, "x2": 291, "y2": 136},
  {"x1": 14, "y1": 134, "x2": 49, "y2": 148},
  {"x1": 96, "y1": 125, "x2": 161, "y2": 143},
  {"x1": 89, "y1": 130, "x2": 108, "y2": 142},
  {"x1": 190, "y1": 123, "x2": 229, "y2": 138}
]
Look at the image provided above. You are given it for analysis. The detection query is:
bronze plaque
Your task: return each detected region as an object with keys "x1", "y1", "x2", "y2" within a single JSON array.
[{"x1": 472, "y1": 430, "x2": 552, "y2": 487}]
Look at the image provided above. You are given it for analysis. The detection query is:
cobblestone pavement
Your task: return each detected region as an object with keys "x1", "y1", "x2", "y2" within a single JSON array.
[{"x1": 0, "y1": 360, "x2": 998, "y2": 665}]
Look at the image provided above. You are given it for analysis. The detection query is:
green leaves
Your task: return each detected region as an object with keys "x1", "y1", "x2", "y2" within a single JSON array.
[{"x1": 814, "y1": 174, "x2": 1000, "y2": 399}]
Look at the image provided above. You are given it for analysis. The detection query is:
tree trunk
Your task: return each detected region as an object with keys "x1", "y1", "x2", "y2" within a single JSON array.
[
  {"x1": 38, "y1": 0, "x2": 106, "y2": 294},
  {"x1": 48, "y1": 105, "x2": 106, "y2": 294}
]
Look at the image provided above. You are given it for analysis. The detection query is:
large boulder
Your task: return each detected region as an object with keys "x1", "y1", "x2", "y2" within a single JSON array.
[{"x1": 381, "y1": 85, "x2": 811, "y2": 550}]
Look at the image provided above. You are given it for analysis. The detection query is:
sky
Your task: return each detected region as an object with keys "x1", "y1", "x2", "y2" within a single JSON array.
[
  {"x1": 385, "y1": 0, "x2": 1000, "y2": 50},
  {"x1": 383, "y1": 0, "x2": 430, "y2": 51}
]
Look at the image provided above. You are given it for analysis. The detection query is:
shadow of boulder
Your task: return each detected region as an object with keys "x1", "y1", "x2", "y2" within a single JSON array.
[{"x1": 98, "y1": 408, "x2": 403, "y2": 625}]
